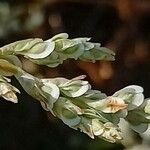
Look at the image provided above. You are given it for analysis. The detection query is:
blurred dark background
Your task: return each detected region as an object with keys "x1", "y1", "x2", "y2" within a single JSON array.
[{"x1": 0, "y1": 0, "x2": 150, "y2": 149}]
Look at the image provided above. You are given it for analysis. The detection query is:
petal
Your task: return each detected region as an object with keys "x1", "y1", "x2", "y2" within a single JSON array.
[
  {"x1": 46, "y1": 33, "x2": 69, "y2": 42},
  {"x1": 2, "y1": 91, "x2": 18, "y2": 103},
  {"x1": 70, "y1": 84, "x2": 90, "y2": 97},
  {"x1": 72, "y1": 75, "x2": 87, "y2": 80},
  {"x1": 128, "y1": 93, "x2": 144, "y2": 110},
  {"x1": 61, "y1": 115, "x2": 81, "y2": 127},
  {"x1": 113, "y1": 85, "x2": 144, "y2": 110},
  {"x1": 26, "y1": 42, "x2": 55, "y2": 59},
  {"x1": 42, "y1": 82, "x2": 60, "y2": 100},
  {"x1": 125, "y1": 85, "x2": 143, "y2": 93},
  {"x1": 101, "y1": 97, "x2": 128, "y2": 113},
  {"x1": 113, "y1": 85, "x2": 143, "y2": 98},
  {"x1": 92, "y1": 119, "x2": 104, "y2": 136},
  {"x1": 78, "y1": 117, "x2": 94, "y2": 139}
]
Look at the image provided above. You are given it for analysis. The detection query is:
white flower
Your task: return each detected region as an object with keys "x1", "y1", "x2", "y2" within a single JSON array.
[
  {"x1": 87, "y1": 85, "x2": 144, "y2": 114},
  {"x1": 100, "y1": 122, "x2": 122, "y2": 143},
  {"x1": 0, "y1": 80, "x2": 20, "y2": 103},
  {"x1": 91, "y1": 119, "x2": 105, "y2": 136},
  {"x1": 91, "y1": 119, "x2": 122, "y2": 143},
  {"x1": 75, "y1": 118, "x2": 122, "y2": 143},
  {"x1": 59, "y1": 75, "x2": 91, "y2": 97},
  {"x1": 19, "y1": 73, "x2": 60, "y2": 111},
  {"x1": 103, "y1": 96, "x2": 128, "y2": 113},
  {"x1": 42, "y1": 75, "x2": 90, "y2": 98},
  {"x1": 113, "y1": 85, "x2": 144, "y2": 110},
  {"x1": 41, "y1": 80, "x2": 60, "y2": 100},
  {"x1": 88, "y1": 96, "x2": 128, "y2": 113},
  {"x1": 53, "y1": 97, "x2": 82, "y2": 127},
  {"x1": 40, "y1": 79, "x2": 60, "y2": 111},
  {"x1": 25, "y1": 41, "x2": 55, "y2": 59},
  {"x1": 77, "y1": 117, "x2": 95, "y2": 139}
]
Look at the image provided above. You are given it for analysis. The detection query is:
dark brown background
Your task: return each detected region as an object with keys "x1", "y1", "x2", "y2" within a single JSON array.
[{"x1": 0, "y1": 0, "x2": 150, "y2": 149}]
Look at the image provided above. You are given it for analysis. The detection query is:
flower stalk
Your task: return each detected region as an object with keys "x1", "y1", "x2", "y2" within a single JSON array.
[{"x1": 0, "y1": 33, "x2": 150, "y2": 143}]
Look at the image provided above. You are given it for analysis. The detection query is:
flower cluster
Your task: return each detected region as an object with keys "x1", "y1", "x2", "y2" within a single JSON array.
[
  {"x1": 14, "y1": 70, "x2": 150, "y2": 143},
  {"x1": 0, "y1": 33, "x2": 115, "y2": 68},
  {"x1": 15, "y1": 72, "x2": 122, "y2": 142},
  {"x1": 0, "y1": 33, "x2": 150, "y2": 144}
]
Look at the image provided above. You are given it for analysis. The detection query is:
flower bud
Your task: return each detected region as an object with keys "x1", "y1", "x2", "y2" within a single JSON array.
[
  {"x1": 0, "y1": 77, "x2": 20, "y2": 103},
  {"x1": 100, "y1": 122, "x2": 122, "y2": 143}
]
